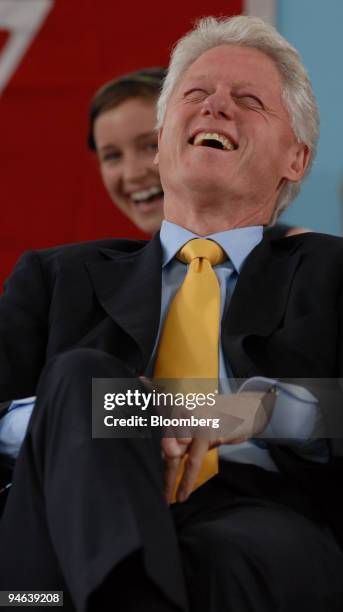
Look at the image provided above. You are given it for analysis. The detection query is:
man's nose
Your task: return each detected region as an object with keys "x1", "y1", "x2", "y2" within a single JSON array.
[{"x1": 200, "y1": 93, "x2": 233, "y2": 120}]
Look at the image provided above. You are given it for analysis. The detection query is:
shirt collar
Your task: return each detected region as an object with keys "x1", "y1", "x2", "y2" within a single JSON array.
[{"x1": 159, "y1": 220, "x2": 263, "y2": 273}]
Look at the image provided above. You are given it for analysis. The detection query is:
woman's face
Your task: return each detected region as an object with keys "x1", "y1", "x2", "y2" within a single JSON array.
[{"x1": 94, "y1": 96, "x2": 163, "y2": 234}]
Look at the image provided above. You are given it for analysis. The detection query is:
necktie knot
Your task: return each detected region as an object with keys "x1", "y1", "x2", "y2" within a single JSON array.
[{"x1": 177, "y1": 238, "x2": 226, "y2": 267}]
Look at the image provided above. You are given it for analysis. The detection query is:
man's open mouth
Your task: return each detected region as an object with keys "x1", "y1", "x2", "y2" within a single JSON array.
[
  {"x1": 131, "y1": 185, "x2": 164, "y2": 205},
  {"x1": 189, "y1": 131, "x2": 238, "y2": 151}
]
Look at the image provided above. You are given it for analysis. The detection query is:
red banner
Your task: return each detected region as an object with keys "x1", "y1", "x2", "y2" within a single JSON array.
[{"x1": 0, "y1": 0, "x2": 242, "y2": 288}]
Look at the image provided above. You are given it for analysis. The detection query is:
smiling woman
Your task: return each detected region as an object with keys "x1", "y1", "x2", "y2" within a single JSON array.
[{"x1": 88, "y1": 67, "x2": 166, "y2": 235}]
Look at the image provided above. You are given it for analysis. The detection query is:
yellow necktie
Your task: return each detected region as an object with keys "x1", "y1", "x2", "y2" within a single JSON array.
[{"x1": 154, "y1": 238, "x2": 227, "y2": 501}]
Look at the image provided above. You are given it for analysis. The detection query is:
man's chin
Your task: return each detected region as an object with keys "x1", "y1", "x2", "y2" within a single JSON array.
[{"x1": 179, "y1": 161, "x2": 232, "y2": 188}]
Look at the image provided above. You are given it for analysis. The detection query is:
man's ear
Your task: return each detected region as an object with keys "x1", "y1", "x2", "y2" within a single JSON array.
[
  {"x1": 284, "y1": 143, "x2": 311, "y2": 183},
  {"x1": 154, "y1": 127, "x2": 163, "y2": 165}
]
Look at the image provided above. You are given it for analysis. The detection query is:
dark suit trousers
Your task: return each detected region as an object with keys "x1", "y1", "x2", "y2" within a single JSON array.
[{"x1": 1, "y1": 348, "x2": 343, "y2": 612}]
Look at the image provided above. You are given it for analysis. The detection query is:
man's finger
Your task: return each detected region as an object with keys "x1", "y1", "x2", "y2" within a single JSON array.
[
  {"x1": 161, "y1": 436, "x2": 189, "y2": 459},
  {"x1": 164, "y1": 455, "x2": 183, "y2": 503},
  {"x1": 162, "y1": 437, "x2": 191, "y2": 503},
  {"x1": 176, "y1": 438, "x2": 209, "y2": 502},
  {"x1": 209, "y1": 436, "x2": 248, "y2": 447}
]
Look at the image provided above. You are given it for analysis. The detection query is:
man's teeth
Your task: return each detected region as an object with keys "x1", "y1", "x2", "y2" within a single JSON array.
[
  {"x1": 131, "y1": 185, "x2": 163, "y2": 203},
  {"x1": 193, "y1": 132, "x2": 236, "y2": 151}
]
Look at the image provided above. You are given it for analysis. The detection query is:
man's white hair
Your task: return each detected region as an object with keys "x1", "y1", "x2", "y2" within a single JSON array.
[{"x1": 157, "y1": 15, "x2": 319, "y2": 220}]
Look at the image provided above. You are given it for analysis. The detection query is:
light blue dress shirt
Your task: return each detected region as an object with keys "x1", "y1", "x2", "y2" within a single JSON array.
[
  {"x1": 0, "y1": 222, "x2": 328, "y2": 468},
  {"x1": 153, "y1": 221, "x2": 328, "y2": 470},
  {"x1": 0, "y1": 397, "x2": 35, "y2": 458}
]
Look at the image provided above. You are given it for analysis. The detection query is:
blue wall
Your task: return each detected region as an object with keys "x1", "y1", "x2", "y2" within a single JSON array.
[{"x1": 277, "y1": 0, "x2": 343, "y2": 235}]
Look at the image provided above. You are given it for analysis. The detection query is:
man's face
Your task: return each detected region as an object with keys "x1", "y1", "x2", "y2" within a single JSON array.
[{"x1": 157, "y1": 45, "x2": 308, "y2": 225}]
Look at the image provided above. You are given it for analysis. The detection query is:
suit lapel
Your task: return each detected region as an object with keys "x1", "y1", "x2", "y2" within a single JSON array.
[
  {"x1": 86, "y1": 234, "x2": 162, "y2": 370},
  {"x1": 86, "y1": 232, "x2": 303, "y2": 378},
  {"x1": 223, "y1": 237, "x2": 302, "y2": 377}
]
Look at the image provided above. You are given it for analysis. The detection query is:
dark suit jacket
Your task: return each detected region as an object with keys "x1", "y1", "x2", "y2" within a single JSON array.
[{"x1": 1, "y1": 231, "x2": 343, "y2": 542}]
